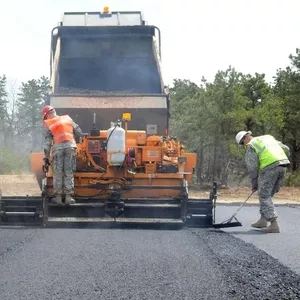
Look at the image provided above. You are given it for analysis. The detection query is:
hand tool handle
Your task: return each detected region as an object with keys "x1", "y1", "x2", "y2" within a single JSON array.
[{"x1": 231, "y1": 190, "x2": 256, "y2": 219}]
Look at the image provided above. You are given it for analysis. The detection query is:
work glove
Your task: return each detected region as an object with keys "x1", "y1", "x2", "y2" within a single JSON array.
[
  {"x1": 251, "y1": 177, "x2": 258, "y2": 192},
  {"x1": 43, "y1": 157, "x2": 50, "y2": 166}
]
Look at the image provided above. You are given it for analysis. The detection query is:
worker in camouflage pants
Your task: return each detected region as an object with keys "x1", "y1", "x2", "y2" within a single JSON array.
[
  {"x1": 42, "y1": 105, "x2": 84, "y2": 205},
  {"x1": 235, "y1": 131, "x2": 290, "y2": 233}
]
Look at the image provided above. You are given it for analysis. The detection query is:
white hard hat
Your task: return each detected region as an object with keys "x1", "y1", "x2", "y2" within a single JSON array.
[{"x1": 235, "y1": 130, "x2": 252, "y2": 145}]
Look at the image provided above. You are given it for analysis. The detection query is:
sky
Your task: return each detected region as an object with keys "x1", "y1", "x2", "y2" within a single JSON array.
[{"x1": 1, "y1": 0, "x2": 300, "y2": 87}]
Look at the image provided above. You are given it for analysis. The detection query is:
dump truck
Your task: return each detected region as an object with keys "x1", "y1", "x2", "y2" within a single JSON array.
[{"x1": 0, "y1": 7, "x2": 217, "y2": 228}]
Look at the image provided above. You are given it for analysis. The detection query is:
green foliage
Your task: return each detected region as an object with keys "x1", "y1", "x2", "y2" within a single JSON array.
[
  {"x1": 17, "y1": 79, "x2": 44, "y2": 128},
  {"x1": 284, "y1": 171, "x2": 300, "y2": 187},
  {"x1": 169, "y1": 49, "x2": 300, "y2": 186},
  {"x1": 0, "y1": 147, "x2": 29, "y2": 174},
  {"x1": 17, "y1": 77, "x2": 50, "y2": 150},
  {"x1": 38, "y1": 76, "x2": 51, "y2": 105},
  {"x1": 273, "y1": 64, "x2": 300, "y2": 170},
  {"x1": 0, "y1": 74, "x2": 8, "y2": 119},
  {"x1": 0, "y1": 75, "x2": 50, "y2": 173}
]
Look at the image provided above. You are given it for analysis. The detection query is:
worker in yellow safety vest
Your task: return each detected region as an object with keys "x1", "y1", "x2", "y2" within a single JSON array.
[{"x1": 235, "y1": 131, "x2": 290, "y2": 233}]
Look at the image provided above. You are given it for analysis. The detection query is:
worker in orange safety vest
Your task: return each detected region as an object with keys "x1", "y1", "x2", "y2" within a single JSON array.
[{"x1": 42, "y1": 105, "x2": 84, "y2": 205}]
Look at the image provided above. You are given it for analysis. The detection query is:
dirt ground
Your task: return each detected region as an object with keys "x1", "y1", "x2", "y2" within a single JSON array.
[
  {"x1": 0, "y1": 174, "x2": 299, "y2": 204},
  {"x1": 189, "y1": 187, "x2": 300, "y2": 204},
  {"x1": 0, "y1": 175, "x2": 42, "y2": 197}
]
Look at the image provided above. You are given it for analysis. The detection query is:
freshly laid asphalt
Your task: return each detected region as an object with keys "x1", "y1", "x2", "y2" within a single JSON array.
[
  {"x1": 1, "y1": 209, "x2": 300, "y2": 300},
  {"x1": 214, "y1": 204, "x2": 300, "y2": 275}
]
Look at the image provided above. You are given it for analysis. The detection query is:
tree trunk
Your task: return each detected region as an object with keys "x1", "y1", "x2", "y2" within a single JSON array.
[
  {"x1": 290, "y1": 139, "x2": 298, "y2": 171},
  {"x1": 197, "y1": 144, "x2": 203, "y2": 185},
  {"x1": 212, "y1": 141, "x2": 217, "y2": 182}
]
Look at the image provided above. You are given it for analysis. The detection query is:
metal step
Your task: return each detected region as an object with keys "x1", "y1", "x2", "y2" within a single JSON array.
[
  {"x1": 0, "y1": 211, "x2": 38, "y2": 216},
  {"x1": 48, "y1": 203, "x2": 180, "y2": 208},
  {"x1": 46, "y1": 200, "x2": 183, "y2": 220},
  {"x1": 44, "y1": 217, "x2": 185, "y2": 228},
  {"x1": 0, "y1": 195, "x2": 43, "y2": 226},
  {"x1": 48, "y1": 217, "x2": 184, "y2": 223},
  {"x1": 186, "y1": 198, "x2": 213, "y2": 228}
]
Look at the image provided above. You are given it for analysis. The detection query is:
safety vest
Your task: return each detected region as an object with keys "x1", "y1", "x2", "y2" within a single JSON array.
[
  {"x1": 44, "y1": 115, "x2": 75, "y2": 144},
  {"x1": 246, "y1": 135, "x2": 288, "y2": 170}
]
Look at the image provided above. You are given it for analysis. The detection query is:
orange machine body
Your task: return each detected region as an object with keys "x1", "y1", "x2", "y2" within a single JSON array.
[{"x1": 30, "y1": 126, "x2": 196, "y2": 200}]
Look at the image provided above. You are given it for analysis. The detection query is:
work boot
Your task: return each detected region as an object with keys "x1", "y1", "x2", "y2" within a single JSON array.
[
  {"x1": 52, "y1": 195, "x2": 63, "y2": 205},
  {"x1": 251, "y1": 215, "x2": 268, "y2": 228},
  {"x1": 65, "y1": 194, "x2": 76, "y2": 205},
  {"x1": 261, "y1": 218, "x2": 280, "y2": 233}
]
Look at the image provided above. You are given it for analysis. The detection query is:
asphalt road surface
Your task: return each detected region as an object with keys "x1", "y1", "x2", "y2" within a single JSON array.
[
  {"x1": 215, "y1": 204, "x2": 300, "y2": 275},
  {"x1": 0, "y1": 211, "x2": 300, "y2": 300}
]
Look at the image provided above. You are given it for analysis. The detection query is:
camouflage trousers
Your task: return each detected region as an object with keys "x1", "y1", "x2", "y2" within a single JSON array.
[
  {"x1": 52, "y1": 147, "x2": 76, "y2": 195},
  {"x1": 258, "y1": 165, "x2": 287, "y2": 221}
]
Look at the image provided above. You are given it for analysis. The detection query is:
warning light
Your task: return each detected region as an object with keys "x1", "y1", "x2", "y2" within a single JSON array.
[
  {"x1": 103, "y1": 6, "x2": 109, "y2": 13},
  {"x1": 122, "y1": 113, "x2": 131, "y2": 121}
]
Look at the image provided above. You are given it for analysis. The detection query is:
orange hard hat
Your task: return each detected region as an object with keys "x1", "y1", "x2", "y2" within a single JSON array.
[{"x1": 42, "y1": 105, "x2": 54, "y2": 120}]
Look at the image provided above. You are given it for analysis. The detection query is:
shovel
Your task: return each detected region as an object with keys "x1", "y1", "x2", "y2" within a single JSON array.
[{"x1": 213, "y1": 190, "x2": 256, "y2": 229}]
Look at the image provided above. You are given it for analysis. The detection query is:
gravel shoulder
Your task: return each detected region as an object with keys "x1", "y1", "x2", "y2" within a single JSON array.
[{"x1": 0, "y1": 227, "x2": 300, "y2": 300}]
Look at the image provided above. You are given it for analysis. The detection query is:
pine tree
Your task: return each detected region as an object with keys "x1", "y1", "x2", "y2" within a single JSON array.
[
  {"x1": 0, "y1": 74, "x2": 8, "y2": 145},
  {"x1": 0, "y1": 74, "x2": 8, "y2": 119},
  {"x1": 17, "y1": 79, "x2": 44, "y2": 150}
]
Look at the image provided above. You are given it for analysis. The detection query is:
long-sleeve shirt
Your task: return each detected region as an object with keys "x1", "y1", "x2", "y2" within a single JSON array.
[
  {"x1": 43, "y1": 118, "x2": 84, "y2": 158},
  {"x1": 245, "y1": 139, "x2": 290, "y2": 180}
]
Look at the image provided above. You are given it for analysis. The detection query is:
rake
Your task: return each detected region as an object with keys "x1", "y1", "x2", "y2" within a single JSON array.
[{"x1": 213, "y1": 190, "x2": 256, "y2": 228}]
